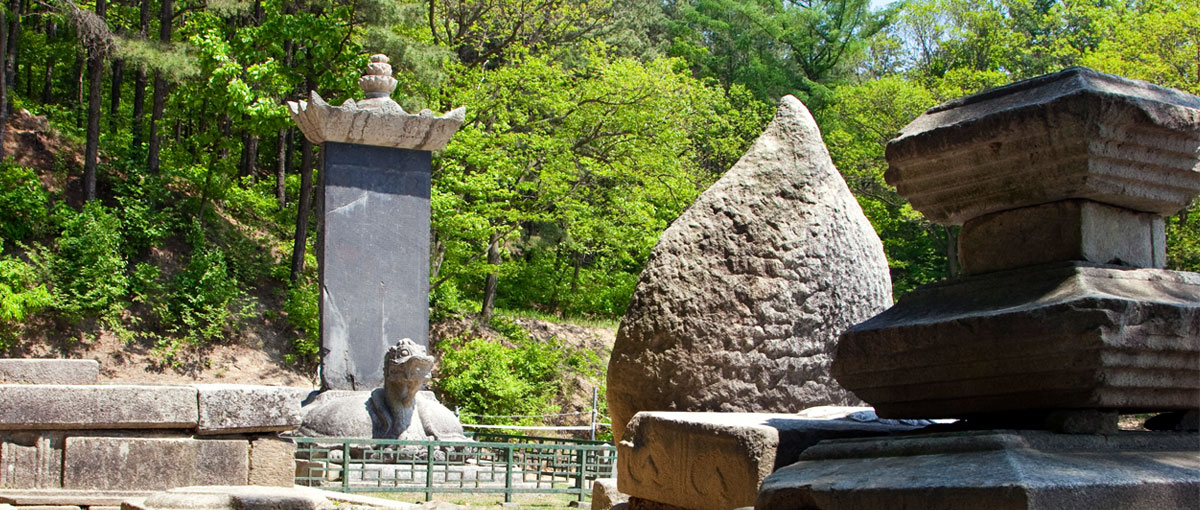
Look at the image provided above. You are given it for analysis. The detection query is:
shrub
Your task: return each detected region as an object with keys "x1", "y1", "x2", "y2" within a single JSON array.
[
  {"x1": 160, "y1": 241, "x2": 254, "y2": 347},
  {"x1": 283, "y1": 277, "x2": 320, "y2": 365},
  {"x1": 49, "y1": 202, "x2": 128, "y2": 322},
  {"x1": 0, "y1": 248, "x2": 52, "y2": 349},
  {"x1": 434, "y1": 316, "x2": 602, "y2": 426},
  {"x1": 0, "y1": 162, "x2": 50, "y2": 242}
]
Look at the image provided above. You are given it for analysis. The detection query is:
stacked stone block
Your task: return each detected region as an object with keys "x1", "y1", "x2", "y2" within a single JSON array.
[
  {"x1": 0, "y1": 364, "x2": 303, "y2": 493},
  {"x1": 758, "y1": 67, "x2": 1200, "y2": 509}
]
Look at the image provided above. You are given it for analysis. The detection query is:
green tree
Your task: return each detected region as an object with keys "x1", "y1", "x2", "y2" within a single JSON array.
[
  {"x1": 665, "y1": 0, "x2": 892, "y2": 103},
  {"x1": 431, "y1": 48, "x2": 768, "y2": 318},
  {"x1": 819, "y1": 76, "x2": 951, "y2": 295}
]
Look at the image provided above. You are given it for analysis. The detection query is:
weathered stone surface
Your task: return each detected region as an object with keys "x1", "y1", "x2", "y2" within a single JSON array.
[
  {"x1": 288, "y1": 55, "x2": 463, "y2": 151},
  {"x1": 0, "y1": 490, "x2": 153, "y2": 505},
  {"x1": 300, "y1": 340, "x2": 468, "y2": 441},
  {"x1": 0, "y1": 385, "x2": 198, "y2": 430},
  {"x1": 125, "y1": 486, "x2": 333, "y2": 510},
  {"x1": 617, "y1": 412, "x2": 917, "y2": 510},
  {"x1": 292, "y1": 486, "x2": 421, "y2": 509},
  {"x1": 606, "y1": 96, "x2": 893, "y2": 442},
  {"x1": 0, "y1": 432, "x2": 63, "y2": 489},
  {"x1": 195, "y1": 385, "x2": 302, "y2": 434},
  {"x1": 319, "y1": 143, "x2": 433, "y2": 391},
  {"x1": 248, "y1": 438, "x2": 296, "y2": 487},
  {"x1": 958, "y1": 200, "x2": 1166, "y2": 274},
  {"x1": 625, "y1": 498, "x2": 688, "y2": 510},
  {"x1": 834, "y1": 262, "x2": 1200, "y2": 419},
  {"x1": 0, "y1": 359, "x2": 99, "y2": 385},
  {"x1": 62, "y1": 438, "x2": 248, "y2": 490},
  {"x1": 592, "y1": 478, "x2": 628, "y2": 510},
  {"x1": 885, "y1": 67, "x2": 1200, "y2": 225},
  {"x1": 756, "y1": 430, "x2": 1200, "y2": 510}
]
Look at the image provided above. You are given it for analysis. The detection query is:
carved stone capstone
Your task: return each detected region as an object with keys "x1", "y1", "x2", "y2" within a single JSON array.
[
  {"x1": 286, "y1": 54, "x2": 465, "y2": 151},
  {"x1": 297, "y1": 338, "x2": 467, "y2": 442}
]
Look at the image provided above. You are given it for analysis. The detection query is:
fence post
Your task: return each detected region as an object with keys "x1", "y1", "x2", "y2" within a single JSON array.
[
  {"x1": 590, "y1": 387, "x2": 598, "y2": 441},
  {"x1": 504, "y1": 445, "x2": 514, "y2": 503},
  {"x1": 425, "y1": 444, "x2": 435, "y2": 502},
  {"x1": 341, "y1": 440, "x2": 351, "y2": 491},
  {"x1": 575, "y1": 448, "x2": 587, "y2": 501}
]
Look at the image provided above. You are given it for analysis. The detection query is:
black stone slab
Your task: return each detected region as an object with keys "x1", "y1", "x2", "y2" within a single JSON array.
[{"x1": 318, "y1": 142, "x2": 431, "y2": 391}]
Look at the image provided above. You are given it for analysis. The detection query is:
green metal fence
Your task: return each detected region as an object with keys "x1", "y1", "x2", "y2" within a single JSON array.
[{"x1": 293, "y1": 435, "x2": 617, "y2": 502}]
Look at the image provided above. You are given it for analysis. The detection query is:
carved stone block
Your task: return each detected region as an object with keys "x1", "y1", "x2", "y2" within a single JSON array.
[
  {"x1": 885, "y1": 67, "x2": 1200, "y2": 225},
  {"x1": 195, "y1": 385, "x2": 302, "y2": 434},
  {"x1": 0, "y1": 360, "x2": 99, "y2": 385},
  {"x1": 62, "y1": 438, "x2": 248, "y2": 490},
  {"x1": 834, "y1": 263, "x2": 1200, "y2": 418},
  {"x1": 617, "y1": 412, "x2": 916, "y2": 510},
  {"x1": 0, "y1": 386, "x2": 198, "y2": 430}
]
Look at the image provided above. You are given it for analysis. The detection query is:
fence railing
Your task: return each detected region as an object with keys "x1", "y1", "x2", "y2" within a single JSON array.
[{"x1": 293, "y1": 435, "x2": 617, "y2": 503}]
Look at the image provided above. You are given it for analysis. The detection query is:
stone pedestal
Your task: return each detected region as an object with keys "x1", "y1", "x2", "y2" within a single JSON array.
[
  {"x1": 834, "y1": 67, "x2": 1200, "y2": 419},
  {"x1": 763, "y1": 68, "x2": 1200, "y2": 509},
  {"x1": 756, "y1": 430, "x2": 1200, "y2": 510},
  {"x1": 616, "y1": 412, "x2": 918, "y2": 510},
  {"x1": 288, "y1": 54, "x2": 463, "y2": 391}
]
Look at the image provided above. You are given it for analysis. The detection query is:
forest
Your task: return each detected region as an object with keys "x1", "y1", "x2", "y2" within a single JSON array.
[{"x1": 0, "y1": 0, "x2": 1195, "y2": 385}]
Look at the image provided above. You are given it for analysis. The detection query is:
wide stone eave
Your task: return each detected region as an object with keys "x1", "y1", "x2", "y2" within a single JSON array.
[
  {"x1": 287, "y1": 90, "x2": 465, "y2": 151},
  {"x1": 881, "y1": 67, "x2": 1200, "y2": 224},
  {"x1": 890, "y1": 66, "x2": 1200, "y2": 147},
  {"x1": 832, "y1": 262, "x2": 1200, "y2": 418}
]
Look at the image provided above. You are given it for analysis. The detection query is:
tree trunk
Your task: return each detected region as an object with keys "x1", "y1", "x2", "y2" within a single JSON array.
[
  {"x1": 480, "y1": 231, "x2": 501, "y2": 321},
  {"x1": 40, "y1": 20, "x2": 53, "y2": 104},
  {"x1": 109, "y1": 58, "x2": 123, "y2": 128},
  {"x1": 240, "y1": 129, "x2": 258, "y2": 179},
  {"x1": 276, "y1": 127, "x2": 288, "y2": 207},
  {"x1": 0, "y1": 11, "x2": 8, "y2": 161},
  {"x1": 130, "y1": 0, "x2": 149, "y2": 149},
  {"x1": 147, "y1": 0, "x2": 173, "y2": 174},
  {"x1": 289, "y1": 137, "x2": 315, "y2": 284},
  {"x1": 74, "y1": 50, "x2": 83, "y2": 129},
  {"x1": 6, "y1": 0, "x2": 19, "y2": 113},
  {"x1": 218, "y1": 114, "x2": 230, "y2": 160},
  {"x1": 147, "y1": 71, "x2": 166, "y2": 173},
  {"x1": 84, "y1": 0, "x2": 107, "y2": 202}
]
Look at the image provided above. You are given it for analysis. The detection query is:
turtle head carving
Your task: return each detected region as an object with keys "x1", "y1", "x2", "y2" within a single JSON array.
[{"x1": 385, "y1": 338, "x2": 435, "y2": 391}]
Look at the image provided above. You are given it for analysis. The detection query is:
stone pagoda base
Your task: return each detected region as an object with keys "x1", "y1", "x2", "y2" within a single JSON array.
[{"x1": 756, "y1": 429, "x2": 1200, "y2": 510}]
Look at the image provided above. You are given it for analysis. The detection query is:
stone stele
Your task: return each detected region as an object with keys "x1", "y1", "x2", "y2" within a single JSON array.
[
  {"x1": 287, "y1": 54, "x2": 465, "y2": 391},
  {"x1": 606, "y1": 95, "x2": 893, "y2": 442}
]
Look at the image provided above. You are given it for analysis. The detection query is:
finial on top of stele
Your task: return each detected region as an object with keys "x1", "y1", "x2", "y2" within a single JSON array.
[{"x1": 286, "y1": 53, "x2": 465, "y2": 151}]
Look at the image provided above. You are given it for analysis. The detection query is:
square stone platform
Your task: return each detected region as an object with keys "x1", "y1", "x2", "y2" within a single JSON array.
[{"x1": 756, "y1": 429, "x2": 1200, "y2": 510}]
